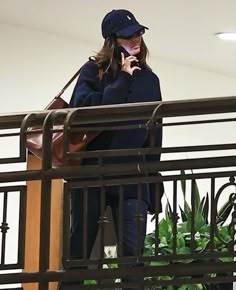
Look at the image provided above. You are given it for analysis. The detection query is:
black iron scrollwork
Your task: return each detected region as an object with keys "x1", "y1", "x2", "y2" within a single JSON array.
[
  {"x1": 213, "y1": 176, "x2": 236, "y2": 248},
  {"x1": 0, "y1": 221, "x2": 9, "y2": 234}
]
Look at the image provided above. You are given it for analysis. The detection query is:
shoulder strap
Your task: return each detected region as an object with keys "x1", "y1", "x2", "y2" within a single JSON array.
[
  {"x1": 54, "y1": 67, "x2": 83, "y2": 99},
  {"x1": 55, "y1": 61, "x2": 103, "y2": 99}
]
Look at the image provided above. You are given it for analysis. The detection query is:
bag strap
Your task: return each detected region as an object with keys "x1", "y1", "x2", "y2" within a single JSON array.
[
  {"x1": 54, "y1": 67, "x2": 83, "y2": 99},
  {"x1": 54, "y1": 60, "x2": 103, "y2": 99}
]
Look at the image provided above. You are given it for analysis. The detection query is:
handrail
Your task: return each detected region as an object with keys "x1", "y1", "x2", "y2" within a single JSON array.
[{"x1": 1, "y1": 95, "x2": 236, "y2": 129}]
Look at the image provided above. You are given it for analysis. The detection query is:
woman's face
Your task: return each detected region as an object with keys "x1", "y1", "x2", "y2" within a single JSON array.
[{"x1": 116, "y1": 31, "x2": 143, "y2": 56}]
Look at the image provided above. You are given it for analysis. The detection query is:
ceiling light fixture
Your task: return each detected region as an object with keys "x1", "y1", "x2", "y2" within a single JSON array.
[{"x1": 215, "y1": 32, "x2": 236, "y2": 41}]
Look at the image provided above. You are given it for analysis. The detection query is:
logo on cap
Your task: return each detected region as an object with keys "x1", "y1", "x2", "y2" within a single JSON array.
[{"x1": 127, "y1": 15, "x2": 131, "y2": 20}]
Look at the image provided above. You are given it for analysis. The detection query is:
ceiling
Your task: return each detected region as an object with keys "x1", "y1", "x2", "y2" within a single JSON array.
[{"x1": 0, "y1": 0, "x2": 236, "y2": 78}]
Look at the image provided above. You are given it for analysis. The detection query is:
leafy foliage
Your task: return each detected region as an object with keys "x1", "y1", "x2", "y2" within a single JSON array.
[{"x1": 144, "y1": 171, "x2": 234, "y2": 290}]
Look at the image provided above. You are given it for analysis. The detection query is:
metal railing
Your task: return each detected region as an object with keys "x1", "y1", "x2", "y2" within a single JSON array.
[{"x1": 1, "y1": 96, "x2": 236, "y2": 289}]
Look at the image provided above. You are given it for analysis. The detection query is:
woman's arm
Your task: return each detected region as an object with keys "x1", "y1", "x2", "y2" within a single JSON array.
[
  {"x1": 144, "y1": 76, "x2": 162, "y2": 161},
  {"x1": 69, "y1": 60, "x2": 133, "y2": 108},
  {"x1": 144, "y1": 76, "x2": 163, "y2": 214},
  {"x1": 102, "y1": 71, "x2": 133, "y2": 104}
]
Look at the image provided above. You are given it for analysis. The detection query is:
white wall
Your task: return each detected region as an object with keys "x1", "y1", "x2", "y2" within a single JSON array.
[{"x1": 1, "y1": 23, "x2": 236, "y2": 114}]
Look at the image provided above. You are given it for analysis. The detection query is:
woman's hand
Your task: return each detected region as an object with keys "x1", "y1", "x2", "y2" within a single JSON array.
[{"x1": 120, "y1": 52, "x2": 141, "y2": 75}]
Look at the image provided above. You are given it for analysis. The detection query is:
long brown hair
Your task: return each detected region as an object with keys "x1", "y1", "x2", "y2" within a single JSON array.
[{"x1": 95, "y1": 36, "x2": 151, "y2": 79}]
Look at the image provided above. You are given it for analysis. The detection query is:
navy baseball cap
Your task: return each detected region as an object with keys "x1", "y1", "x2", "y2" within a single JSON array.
[{"x1": 101, "y1": 9, "x2": 148, "y2": 39}]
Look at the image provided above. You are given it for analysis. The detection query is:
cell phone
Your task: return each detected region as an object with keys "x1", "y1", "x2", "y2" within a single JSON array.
[
  {"x1": 117, "y1": 46, "x2": 139, "y2": 67},
  {"x1": 118, "y1": 45, "x2": 131, "y2": 58}
]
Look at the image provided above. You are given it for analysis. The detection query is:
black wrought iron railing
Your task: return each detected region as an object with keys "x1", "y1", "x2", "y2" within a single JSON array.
[{"x1": 1, "y1": 96, "x2": 236, "y2": 290}]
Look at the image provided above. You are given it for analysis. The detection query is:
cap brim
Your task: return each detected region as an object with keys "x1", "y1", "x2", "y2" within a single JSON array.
[{"x1": 116, "y1": 23, "x2": 148, "y2": 38}]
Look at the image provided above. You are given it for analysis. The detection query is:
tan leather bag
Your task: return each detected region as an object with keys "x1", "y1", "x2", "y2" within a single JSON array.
[{"x1": 26, "y1": 64, "x2": 102, "y2": 167}]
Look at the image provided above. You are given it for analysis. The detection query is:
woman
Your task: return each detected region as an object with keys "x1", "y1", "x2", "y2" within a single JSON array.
[{"x1": 60, "y1": 9, "x2": 163, "y2": 290}]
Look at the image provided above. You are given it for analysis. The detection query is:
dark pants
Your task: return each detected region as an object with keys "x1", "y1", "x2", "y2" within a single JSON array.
[{"x1": 58, "y1": 187, "x2": 148, "y2": 290}]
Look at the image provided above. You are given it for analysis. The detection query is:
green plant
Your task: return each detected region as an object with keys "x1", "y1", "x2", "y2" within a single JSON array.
[{"x1": 144, "y1": 171, "x2": 234, "y2": 290}]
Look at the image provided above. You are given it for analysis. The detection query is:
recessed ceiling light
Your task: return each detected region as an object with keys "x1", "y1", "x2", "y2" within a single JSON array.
[{"x1": 215, "y1": 32, "x2": 236, "y2": 41}]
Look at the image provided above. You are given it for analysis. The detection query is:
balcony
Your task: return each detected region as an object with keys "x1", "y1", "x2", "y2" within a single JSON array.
[{"x1": 0, "y1": 96, "x2": 236, "y2": 289}]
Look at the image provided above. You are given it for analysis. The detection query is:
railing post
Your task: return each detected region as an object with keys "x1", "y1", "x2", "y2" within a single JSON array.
[{"x1": 38, "y1": 112, "x2": 54, "y2": 290}]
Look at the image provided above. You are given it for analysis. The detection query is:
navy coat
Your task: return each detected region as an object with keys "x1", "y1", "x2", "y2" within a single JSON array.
[{"x1": 69, "y1": 60, "x2": 163, "y2": 211}]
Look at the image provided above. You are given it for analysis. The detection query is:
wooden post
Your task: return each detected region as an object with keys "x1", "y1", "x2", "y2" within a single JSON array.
[{"x1": 23, "y1": 153, "x2": 63, "y2": 290}]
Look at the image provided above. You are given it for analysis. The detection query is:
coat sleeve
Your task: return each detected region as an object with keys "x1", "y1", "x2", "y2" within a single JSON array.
[
  {"x1": 69, "y1": 61, "x2": 133, "y2": 108},
  {"x1": 143, "y1": 76, "x2": 164, "y2": 214},
  {"x1": 144, "y1": 75, "x2": 162, "y2": 162}
]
